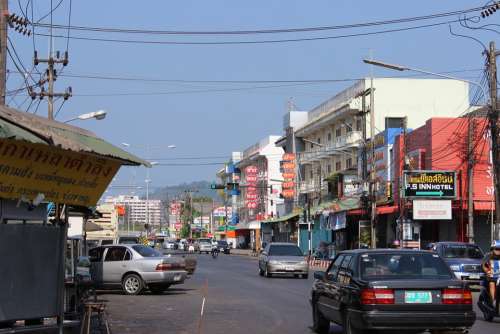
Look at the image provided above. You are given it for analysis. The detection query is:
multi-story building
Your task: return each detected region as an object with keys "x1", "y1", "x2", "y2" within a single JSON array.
[
  {"x1": 104, "y1": 195, "x2": 166, "y2": 228},
  {"x1": 291, "y1": 78, "x2": 470, "y2": 253},
  {"x1": 86, "y1": 203, "x2": 119, "y2": 243}
]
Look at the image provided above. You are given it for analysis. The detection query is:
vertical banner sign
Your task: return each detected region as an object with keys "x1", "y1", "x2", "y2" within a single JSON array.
[
  {"x1": 281, "y1": 153, "x2": 296, "y2": 199},
  {"x1": 245, "y1": 165, "x2": 258, "y2": 209}
]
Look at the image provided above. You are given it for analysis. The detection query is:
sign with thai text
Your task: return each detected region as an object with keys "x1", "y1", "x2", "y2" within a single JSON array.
[
  {"x1": 403, "y1": 170, "x2": 456, "y2": 199},
  {"x1": 0, "y1": 139, "x2": 120, "y2": 206}
]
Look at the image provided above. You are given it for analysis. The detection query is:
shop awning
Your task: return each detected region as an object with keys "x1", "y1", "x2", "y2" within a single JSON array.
[
  {"x1": 311, "y1": 197, "x2": 361, "y2": 215},
  {"x1": 217, "y1": 225, "x2": 236, "y2": 232},
  {"x1": 262, "y1": 212, "x2": 299, "y2": 224},
  {"x1": 348, "y1": 205, "x2": 398, "y2": 215},
  {"x1": 235, "y1": 221, "x2": 261, "y2": 230},
  {"x1": 0, "y1": 106, "x2": 149, "y2": 166},
  {"x1": 474, "y1": 201, "x2": 495, "y2": 211}
]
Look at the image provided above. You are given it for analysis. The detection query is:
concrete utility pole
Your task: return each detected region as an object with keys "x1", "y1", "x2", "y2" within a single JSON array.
[
  {"x1": 369, "y1": 79, "x2": 377, "y2": 249},
  {"x1": 0, "y1": 0, "x2": 7, "y2": 105},
  {"x1": 467, "y1": 118, "x2": 475, "y2": 243},
  {"x1": 487, "y1": 41, "x2": 500, "y2": 237}
]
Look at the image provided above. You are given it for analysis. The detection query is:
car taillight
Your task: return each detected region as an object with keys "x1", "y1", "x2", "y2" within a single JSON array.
[
  {"x1": 156, "y1": 263, "x2": 184, "y2": 271},
  {"x1": 442, "y1": 288, "x2": 472, "y2": 305},
  {"x1": 361, "y1": 288, "x2": 395, "y2": 305}
]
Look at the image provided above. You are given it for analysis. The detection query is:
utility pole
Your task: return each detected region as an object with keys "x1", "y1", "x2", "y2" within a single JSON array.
[
  {"x1": 467, "y1": 117, "x2": 475, "y2": 243},
  {"x1": 399, "y1": 117, "x2": 408, "y2": 244},
  {"x1": 369, "y1": 79, "x2": 377, "y2": 249},
  {"x1": 30, "y1": 51, "x2": 70, "y2": 120},
  {"x1": 0, "y1": 0, "x2": 7, "y2": 105},
  {"x1": 487, "y1": 41, "x2": 500, "y2": 237}
]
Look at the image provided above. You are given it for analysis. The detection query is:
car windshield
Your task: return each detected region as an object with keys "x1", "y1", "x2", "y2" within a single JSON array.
[
  {"x1": 217, "y1": 241, "x2": 228, "y2": 246},
  {"x1": 360, "y1": 253, "x2": 453, "y2": 280},
  {"x1": 442, "y1": 245, "x2": 483, "y2": 259},
  {"x1": 132, "y1": 245, "x2": 163, "y2": 257},
  {"x1": 199, "y1": 239, "x2": 212, "y2": 244},
  {"x1": 269, "y1": 245, "x2": 303, "y2": 256}
]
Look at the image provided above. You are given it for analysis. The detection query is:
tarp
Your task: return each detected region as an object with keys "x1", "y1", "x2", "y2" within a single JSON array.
[{"x1": 311, "y1": 197, "x2": 361, "y2": 215}]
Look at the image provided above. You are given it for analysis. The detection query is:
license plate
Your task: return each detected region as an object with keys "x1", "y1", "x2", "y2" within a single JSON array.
[
  {"x1": 285, "y1": 266, "x2": 294, "y2": 271},
  {"x1": 405, "y1": 291, "x2": 432, "y2": 304},
  {"x1": 469, "y1": 274, "x2": 480, "y2": 279},
  {"x1": 173, "y1": 275, "x2": 182, "y2": 282}
]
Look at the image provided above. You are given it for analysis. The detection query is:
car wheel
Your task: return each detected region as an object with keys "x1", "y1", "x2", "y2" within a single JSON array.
[
  {"x1": 149, "y1": 284, "x2": 170, "y2": 295},
  {"x1": 265, "y1": 265, "x2": 272, "y2": 278},
  {"x1": 122, "y1": 273, "x2": 144, "y2": 295},
  {"x1": 312, "y1": 302, "x2": 329, "y2": 334},
  {"x1": 343, "y1": 311, "x2": 363, "y2": 334}
]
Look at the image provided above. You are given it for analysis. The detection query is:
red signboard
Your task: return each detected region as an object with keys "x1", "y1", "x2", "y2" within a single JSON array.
[
  {"x1": 282, "y1": 189, "x2": 295, "y2": 198},
  {"x1": 282, "y1": 162, "x2": 295, "y2": 170},
  {"x1": 282, "y1": 153, "x2": 295, "y2": 161},
  {"x1": 245, "y1": 166, "x2": 258, "y2": 174},
  {"x1": 246, "y1": 175, "x2": 257, "y2": 182},
  {"x1": 282, "y1": 181, "x2": 295, "y2": 189},
  {"x1": 246, "y1": 201, "x2": 258, "y2": 209},
  {"x1": 246, "y1": 193, "x2": 258, "y2": 200},
  {"x1": 282, "y1": 172, "x2": 295, "y2": 179}
]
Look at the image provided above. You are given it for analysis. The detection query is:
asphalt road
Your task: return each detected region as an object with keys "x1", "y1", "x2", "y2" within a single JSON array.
[{"x1": 103, "y1": 254, "x2": 500, "y2": 334}]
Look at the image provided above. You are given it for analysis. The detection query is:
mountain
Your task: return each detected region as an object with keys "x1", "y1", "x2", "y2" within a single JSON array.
[{"x1": 149, "y1": 180, "x2": 221, "y2": 202}]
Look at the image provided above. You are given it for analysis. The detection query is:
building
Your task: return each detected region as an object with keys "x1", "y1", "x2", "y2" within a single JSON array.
[
  {"x1": 104, "y1": 195, "x2": 166, "y2": 229},
  {"x1": 86, "y1": 203, "x2": 119, "y2": 243},
  {"x1": 291, "y1": 78, "x2": 470, "y2": 254},
  {"x1": 391, "y1": 116, "x2": 495, "y2": 251},
  {"x1": 235, "y1": 136, "x2": 284, "y2": 250}
]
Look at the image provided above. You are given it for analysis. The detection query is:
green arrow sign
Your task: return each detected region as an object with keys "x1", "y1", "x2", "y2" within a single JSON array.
[{"x1": 415, "y1": 191, "x2": 444, "y2": 196}]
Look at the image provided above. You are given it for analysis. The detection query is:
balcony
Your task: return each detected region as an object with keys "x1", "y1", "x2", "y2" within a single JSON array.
[{"x1": 299, "y1": 180, "x2": 327, "y2": 194}]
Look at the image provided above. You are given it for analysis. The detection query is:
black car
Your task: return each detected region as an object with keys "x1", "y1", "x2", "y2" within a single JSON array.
[
  {"x1": 311, "y1": 249, "x2": 475, "y2": 334},
  {"x1": 217, "y1": 240, "x2": 230, "y2": 254}
]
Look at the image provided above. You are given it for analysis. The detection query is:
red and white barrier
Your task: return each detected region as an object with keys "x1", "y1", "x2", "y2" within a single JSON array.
[{"x1": 308, "y1": 259, "x2": 330, "y2": 269}]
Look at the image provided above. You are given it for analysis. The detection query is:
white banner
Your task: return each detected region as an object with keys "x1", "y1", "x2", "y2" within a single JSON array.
[{"x1": 413, "y1": 200, "x2": 452, "y2": 220}]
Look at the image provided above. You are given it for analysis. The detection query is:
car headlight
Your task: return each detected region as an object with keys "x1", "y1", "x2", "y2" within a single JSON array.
[{"x1": 449, "y1": 265, "x2": 461, "y2": 271}]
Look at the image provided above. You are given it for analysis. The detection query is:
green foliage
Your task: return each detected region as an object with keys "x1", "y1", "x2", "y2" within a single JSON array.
[{"x1": 180, "y1": 224, "x2": 191, "y2": 238}]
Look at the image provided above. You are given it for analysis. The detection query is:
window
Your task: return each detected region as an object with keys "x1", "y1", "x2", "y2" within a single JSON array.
[
  {"x1": 317, "y1": 138, "x2": 321, "y2": 144},
  {"x1": 310, "y1": 169, "x2": 313, "y2": 179},
  {"x1": 442, "y1": 245, "x2": 483, "y2": 259},
  {"x1": 337, "y1": 255, "x2": 353, "y2": 283},
  {"x1": 124, "y1": 250, "x2": 132, "y2": 261},
  {"x1": 132, "y1": 245, "x2": 163, "y2": 258},
  {"x1": 335, "y1": 127, "x2": 342, "y2": 138},
  {"x1": 269, "y1": 245, "x2": 303, "y2": 256},
  {"x1": 360, "y1": 253, "x2": 453, "y2": 280},
  {"x1": 327, "y1": 164, "x2": 332, "y2": 174},
  {"x1": 345, "y1": 123, "x2": 352, "y2": 133},
  {"x1": 327, "y1": 133, "x2": 332, "y2": 142},
  {"x1": 104, "y1": 247, "x2": 127, "y2": 262},
  {"x1": 356, "y1": 118, "x2": 362, "y2": 131},
  {"x1": 89, "y1": 247, "x2": 105, "y2": 262},
  {"x1": 335, "y1": 161, "x2": 341, "y2": 171},
  {"x1": 311, "y1": 143, "x2": 315, "y2": 150},
  {"x1": 327, "y1": 255, "x2": 345, "y2": 281},
  {"x1": 346, "y1": 158, "x2": 352, "y2": 169}
]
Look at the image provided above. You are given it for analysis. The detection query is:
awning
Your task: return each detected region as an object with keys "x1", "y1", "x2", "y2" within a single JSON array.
[
  {"x1": 311, "y1": 197, "x2": 361, "y2": 215},
  {"x1": 348, "y1": 205, "x2": 398, "y2": 215},
  {"x1": 235, "y1": 221, "x2": 261, "y2": 230},
  {"x1": 262, "y1": 212, "x2": 299, "y2": 224},
  {"x1": 0, "y1": 106, "x2": 149, "y2": 166},
  {"x1": 474, "y1": 201, "x2": 495, "y2": 211}
]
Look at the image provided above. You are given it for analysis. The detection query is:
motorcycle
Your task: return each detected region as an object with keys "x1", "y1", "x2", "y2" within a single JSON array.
[
  {"x1": 211, "y1": 247, "x2": 219, "y2": 259},
  {"x1": 478, "y1": 276, "x2": 500, "y2": 322}
]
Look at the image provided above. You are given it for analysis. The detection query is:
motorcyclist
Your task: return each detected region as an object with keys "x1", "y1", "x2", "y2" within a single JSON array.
[{"x1": 481, "y1": 240, "x2": 500, "y2": 305}]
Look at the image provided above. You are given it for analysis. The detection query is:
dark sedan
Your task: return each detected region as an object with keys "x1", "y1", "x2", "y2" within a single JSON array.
[
  {"x1": 217, "y1": 240, "x2": 231, "y2": 254},
  {"x1": 311, "y1": 249, "x2": 475, "y2": 334}
]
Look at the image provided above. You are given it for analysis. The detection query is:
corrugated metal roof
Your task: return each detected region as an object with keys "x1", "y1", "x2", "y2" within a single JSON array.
[{"x1": 0, "y1": 106, "x2": 149, "y2": 166}]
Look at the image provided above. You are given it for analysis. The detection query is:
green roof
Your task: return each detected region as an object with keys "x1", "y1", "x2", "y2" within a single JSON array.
[
  {"x1": 0, "y1": 106, "x2": 149, "y2": 166},
  {"x1": 262, "y1": 212, "x2": 299, "y2": 224},
  {"x1": 310, "y1": 197, "x2": 360, "y2": 215}
]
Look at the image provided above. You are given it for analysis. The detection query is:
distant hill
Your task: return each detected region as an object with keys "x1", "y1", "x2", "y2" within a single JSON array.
[{"x1": 149, "y1": 180, "x2": 221, "y2": 203}]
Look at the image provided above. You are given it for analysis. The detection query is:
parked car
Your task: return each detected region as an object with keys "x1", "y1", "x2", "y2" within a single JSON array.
[
  {"x1": 164, "y1": 240, "x2": 177, "y2": 250},
  {"x1": 258, "y1": 242, "x2": 308, "y2": 278},
  {"x1": 431, "y1": 242, "x2": 485, "y2": 284},
  {"x1": 198, "y1": 238, "x2": 213, "y2": 254},
  {"x1": 217, "y1": 240, "x2": 231, "y2": 254},
  {"x1": 178, "y1": 239, "x2": 188, "y2": 251},
  {"x1": 89, "y1": 244, "x2": 187, "y2": 295},
  {"x1": 311, "y1": 249, "x2": 476, "y2": 334}
]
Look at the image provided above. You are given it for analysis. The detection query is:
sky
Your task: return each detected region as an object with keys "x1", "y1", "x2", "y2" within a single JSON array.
[{"x1": 7, "y1": 0, "x2": 498, "y2": 197}]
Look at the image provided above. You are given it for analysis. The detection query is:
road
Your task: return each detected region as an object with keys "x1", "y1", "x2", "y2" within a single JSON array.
[{"x1": 103, "y1": 254, "x2": 499, "y2": 334}]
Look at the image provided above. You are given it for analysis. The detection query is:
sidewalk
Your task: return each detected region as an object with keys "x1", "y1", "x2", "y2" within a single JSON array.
[{"x1": 230, "y1": 248, "x2": 258, "y2": 257}]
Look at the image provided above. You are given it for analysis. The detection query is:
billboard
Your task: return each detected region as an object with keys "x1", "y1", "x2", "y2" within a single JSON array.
[
  {"x1": 413, "y1": 200, "x2": 452, "y2": 220},
  {"x1": 403, "y1": 171, "x2": 456, "y2": 199}
]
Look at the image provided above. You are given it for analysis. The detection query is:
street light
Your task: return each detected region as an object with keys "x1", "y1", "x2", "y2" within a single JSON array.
[
  {"x1": 63, "y1": 110, "x2": 107, "y2": 123},
  {"x1": 362, "y1": 59, "x2": 488, "y2": 100}
]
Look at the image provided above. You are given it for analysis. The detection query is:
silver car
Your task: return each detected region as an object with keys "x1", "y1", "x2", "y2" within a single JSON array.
[
  {"x1": 198, "y1": 238, "x2": 213, "y2": 254},
  {"x1": 89, "y1": 244, "x2": 187, "y2": 295},
  {"x1": 258, "y1": 242, "x2": 309, "y2": 279}
]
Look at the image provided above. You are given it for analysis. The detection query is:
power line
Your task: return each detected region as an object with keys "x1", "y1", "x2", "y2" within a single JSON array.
[
  {"x1": 35, "y1": 19, "x2": 464, "y2": 46},
  {"x1": 31, "y1": 5, "x2": 486, "y2": 35},
  {"x1": 36, "y1": 0, "x2": 64, "y2": 24}
]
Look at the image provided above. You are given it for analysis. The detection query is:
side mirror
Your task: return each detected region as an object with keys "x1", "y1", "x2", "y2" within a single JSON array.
[{"x1": 314, "y1": 271, "x2": 326, "y2": 280}]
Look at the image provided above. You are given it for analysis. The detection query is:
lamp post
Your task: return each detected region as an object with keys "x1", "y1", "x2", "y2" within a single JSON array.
[
  {"x1": 63, "y1": 110, "x2": 107, "y2": 123},
  {"x1": 363, "y1": 59, "x2": 488, "y2": 245}
]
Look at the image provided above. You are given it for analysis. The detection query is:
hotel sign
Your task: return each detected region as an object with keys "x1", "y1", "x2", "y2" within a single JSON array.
[{"x1": 403, "y1": 170, "x2": 456, "y2": 199}]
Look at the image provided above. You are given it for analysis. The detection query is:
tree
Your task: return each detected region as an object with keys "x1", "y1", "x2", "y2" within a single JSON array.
[{"x1": 180, "y1": 224, "x2": 191, "y2": 238}]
